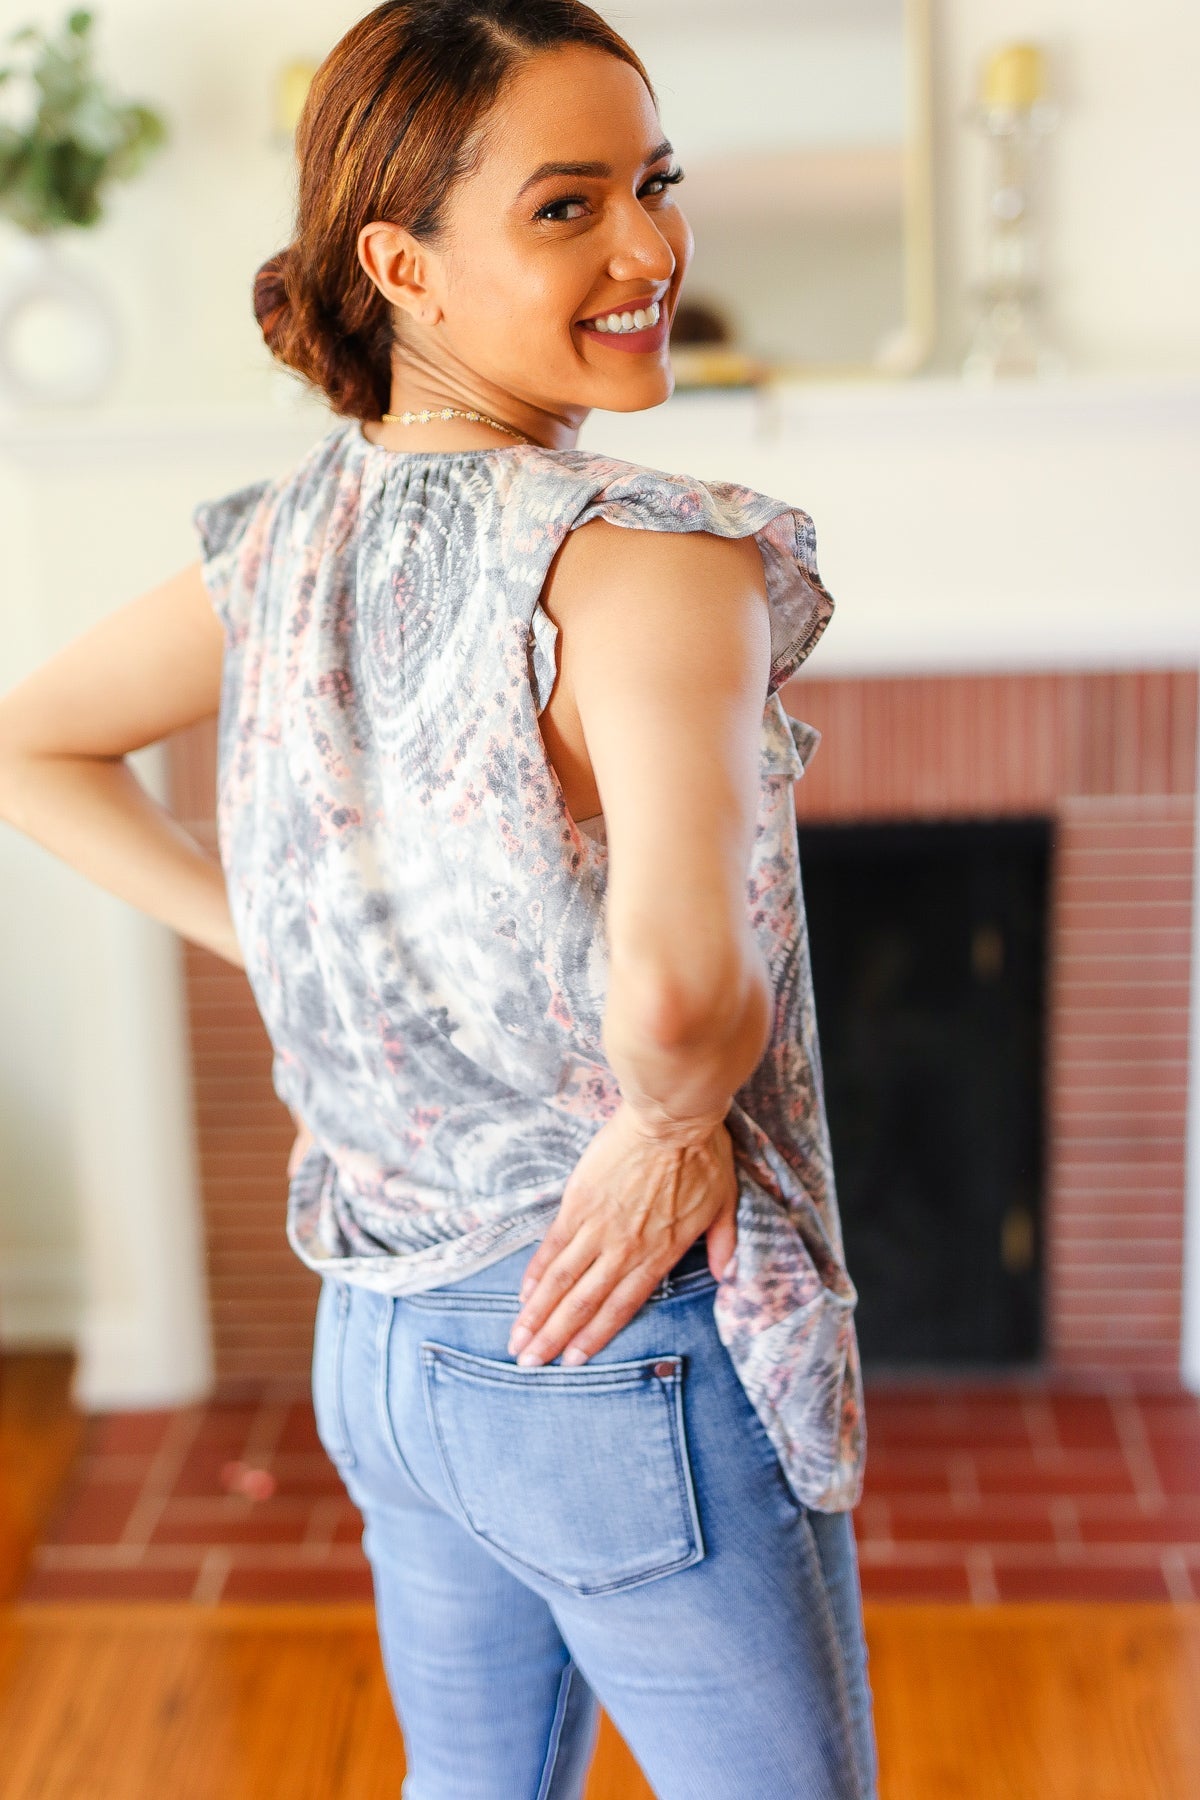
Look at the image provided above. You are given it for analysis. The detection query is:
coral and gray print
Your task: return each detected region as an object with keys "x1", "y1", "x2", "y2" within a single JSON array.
[{"x1": 193, "y1": 417, "x2": 865, "y2": 1511}]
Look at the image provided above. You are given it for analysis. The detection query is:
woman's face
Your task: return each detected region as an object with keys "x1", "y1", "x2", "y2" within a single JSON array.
[{"x1": 362, "y1": 44, "x2": 693, "y2": 439}]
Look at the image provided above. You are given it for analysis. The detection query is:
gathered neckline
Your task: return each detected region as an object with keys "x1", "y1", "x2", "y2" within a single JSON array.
[{"x1": 351, "y1": 419, "x2": 582, "y2": 460}]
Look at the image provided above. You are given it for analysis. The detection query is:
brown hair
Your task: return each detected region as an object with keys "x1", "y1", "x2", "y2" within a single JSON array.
[{"x1": 253, "y1": 0, "x2": 655, "y2": 422}]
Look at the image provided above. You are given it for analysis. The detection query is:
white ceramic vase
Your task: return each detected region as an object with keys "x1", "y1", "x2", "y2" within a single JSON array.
[{"x1": 0, "y1": 232, "x2": 123, "y2": 409}]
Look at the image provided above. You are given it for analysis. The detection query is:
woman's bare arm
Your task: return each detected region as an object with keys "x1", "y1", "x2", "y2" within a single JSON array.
[
  {"x1": 547, "y1": 516, "x2": 775, "y2": 1133},
  {"x1": 509, "y1": 521, "x2": 776, "y2": 1366},
  {"x1": 0, "y1": 561, "x2": 244, "y2": 967}
]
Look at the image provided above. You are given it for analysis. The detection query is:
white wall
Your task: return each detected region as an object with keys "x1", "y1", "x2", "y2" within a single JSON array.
[{"x1": 0, "y1": 414, "x2": 321, "y2": 1373}]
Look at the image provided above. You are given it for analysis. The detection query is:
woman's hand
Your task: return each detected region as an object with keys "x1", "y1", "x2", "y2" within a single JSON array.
[
  {"x1": 506, "y1": 1101, "x2": 739, "y2": 1368},
  {"x1": 287, "y1": 1109, "x2": 315, "y2": 1180}
]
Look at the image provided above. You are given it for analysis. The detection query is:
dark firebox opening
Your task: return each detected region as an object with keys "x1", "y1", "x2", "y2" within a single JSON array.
[{"x1": 796, "y1": 817, "x2": 1051, "y2": 1371}]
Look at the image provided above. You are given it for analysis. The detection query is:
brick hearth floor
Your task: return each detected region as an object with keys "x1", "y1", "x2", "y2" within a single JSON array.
[{"x1": 16, "y1": 1378, "x2": 1200, "y2": 1606}]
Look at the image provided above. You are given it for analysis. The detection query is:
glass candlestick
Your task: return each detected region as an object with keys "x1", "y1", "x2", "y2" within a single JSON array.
[
  {"x1": 962, "y1": 44, "x2": 1065, "y2": 381},
  {"x1": 271, "y1": 60, "x2": 318, "y2": 151}
]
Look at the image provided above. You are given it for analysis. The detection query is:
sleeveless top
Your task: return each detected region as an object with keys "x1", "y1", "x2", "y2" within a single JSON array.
[{"x1": 193, "y1": 415, "x2": 866, "y2": 1512}]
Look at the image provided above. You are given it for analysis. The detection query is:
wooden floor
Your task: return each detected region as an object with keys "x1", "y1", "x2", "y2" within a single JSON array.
[
  {"x1": 0, "y1": 1598, "x2": 1197, "y2": 1798},
  {"x1": 4, "y1": 1352, "x2": 1200, "y2": 1796},
  {"x1": 0, "y1": 1353, "x2": 82, "y2": 1603}
]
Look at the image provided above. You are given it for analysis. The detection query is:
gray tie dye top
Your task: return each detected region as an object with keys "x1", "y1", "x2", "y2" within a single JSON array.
[{"x1": 193, "y1": 415, "x2": 865, "y2": 1512}]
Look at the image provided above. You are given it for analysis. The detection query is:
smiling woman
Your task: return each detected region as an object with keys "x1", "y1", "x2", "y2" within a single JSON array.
[
  {"x1": 252, "y1": 5, "x2": 694, "y2": 453},
  {"x1": 0, "y1": 3, "x2": 877, "y2": 1795}
]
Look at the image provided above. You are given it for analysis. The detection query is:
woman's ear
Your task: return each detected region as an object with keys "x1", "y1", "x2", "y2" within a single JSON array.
[{"x1": 357, "y1": 219, "x2": 442, "y2": 326}]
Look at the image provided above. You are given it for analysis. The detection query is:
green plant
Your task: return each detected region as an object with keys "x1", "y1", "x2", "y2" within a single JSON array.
[{"x1": 0, "y1": 8, "x2": 167, "y2": 235}]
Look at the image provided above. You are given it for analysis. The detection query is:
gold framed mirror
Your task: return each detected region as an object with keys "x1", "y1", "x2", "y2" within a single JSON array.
[{"x1": 613, "y1": 0, "x2": 935, "y2": 383}]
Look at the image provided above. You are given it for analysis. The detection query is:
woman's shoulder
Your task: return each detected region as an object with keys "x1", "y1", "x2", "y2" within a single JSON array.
[
  {"x1": 522, "y1": 443, "x2": 813, "y2": 542},
  {"x1": 192, "y1": 416, "x2": 360, "y2": 558},
  {"x1": 543, "y1": 485, "x2": 769, "y2": 643},
  {"x1": 517, "y1": 443, "x2": 838, "y2": 696},
  {"x1": 191, "y1": 420, "x2": 366, "y2": 638}
]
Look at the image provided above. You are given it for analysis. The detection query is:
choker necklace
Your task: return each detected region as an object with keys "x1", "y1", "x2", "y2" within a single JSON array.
[{"x1": 381, "y1": 405, "x2": 537, "y2": 447}]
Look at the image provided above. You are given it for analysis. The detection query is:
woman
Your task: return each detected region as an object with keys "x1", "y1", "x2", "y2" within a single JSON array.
[{"x1": 0, "y1": 3, "x2": 877, "y2": 1795}]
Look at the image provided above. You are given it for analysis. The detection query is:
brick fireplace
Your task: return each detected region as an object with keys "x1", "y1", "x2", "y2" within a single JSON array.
[
  {"x1": 171, "y1": 667, "x2": 1197, "y2": 1391},
  {"x1": 786, "y1": 668, "x2": 1197, "y2": 1380}
]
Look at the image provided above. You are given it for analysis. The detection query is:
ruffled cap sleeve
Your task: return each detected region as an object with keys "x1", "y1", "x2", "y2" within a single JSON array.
[
  {"x1": 558, "y1": 461, "x2": 836, "y2": 698},
  {"x1": 192, "y1": 475, "x2": 278, "y2": 641}
]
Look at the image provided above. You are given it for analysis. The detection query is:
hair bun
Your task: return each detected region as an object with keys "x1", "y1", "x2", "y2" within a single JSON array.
[
  {"x1": 253, "y1": 246, "x2": 294, "y2": 343},
  {"x1": 252, "y1": 239, "x2": 387, "y2": 421}
]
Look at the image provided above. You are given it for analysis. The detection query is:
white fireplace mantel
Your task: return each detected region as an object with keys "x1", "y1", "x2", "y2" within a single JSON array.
[
  {"x1": 5, "y1": 372, "x2": 1198, "y2": 677},
  {"x1": 1, "y1": 372, "x2": 1197, "y2": 1402},
  {"x1": 585, "y1": 372, "x2": 1200, "y2": 676}
]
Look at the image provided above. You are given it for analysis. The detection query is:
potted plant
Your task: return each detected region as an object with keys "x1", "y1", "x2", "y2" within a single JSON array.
[{"x1": 0, "y1": 7, "x2": 167, "y2": 406}]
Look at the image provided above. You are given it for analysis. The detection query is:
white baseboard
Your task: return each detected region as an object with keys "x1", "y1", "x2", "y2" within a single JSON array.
[
  {"x1": 71, "y1": 1310, "x2": 214, "y2": 1410},
  {"x1": 0, "y1": 1247, "x2": 81, "y2": 1349}
]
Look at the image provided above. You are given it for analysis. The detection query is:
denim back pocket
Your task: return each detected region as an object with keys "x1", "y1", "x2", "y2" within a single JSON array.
[
  {"x1": 311, "y1": 1278, "x2": 357, "y2": 1470},
  {"x1": 419, "y1": 1344, "x2": 704, "y2": 1596}
]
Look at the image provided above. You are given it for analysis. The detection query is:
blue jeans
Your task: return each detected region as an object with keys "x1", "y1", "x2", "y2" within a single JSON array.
[{"x1": 311, "y1": 1236, "x2": 879, "y2": 1800}]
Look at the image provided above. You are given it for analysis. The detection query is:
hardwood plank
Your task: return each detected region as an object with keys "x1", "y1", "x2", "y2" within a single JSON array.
[
  {"x1": 0, "y1": 1354, "x2": 84, "y2": 1602},
  {"x1": 866, "y1": 1601, "x2": 1200, "y2": 1800},
  {"x1": 0, "y1": 1603, "x2": 403, "y2": 1800},
  {"x1": 1, "y1": 1601, "x2": 1198, "y2": 1798}
]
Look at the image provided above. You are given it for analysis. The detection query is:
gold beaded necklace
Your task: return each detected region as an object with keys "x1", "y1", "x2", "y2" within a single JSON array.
[{"x1": 381, "y1": 404, "x2": 537, "y2": 447}]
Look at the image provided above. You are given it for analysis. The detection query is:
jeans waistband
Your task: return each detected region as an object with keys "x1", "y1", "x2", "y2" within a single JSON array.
[
  {"x1": 666, "y1": 1237, "x2": 712, "y2": 1281},
  {"x1": 422, "y1": 1232, "x2": 714, "y2": 1300}
]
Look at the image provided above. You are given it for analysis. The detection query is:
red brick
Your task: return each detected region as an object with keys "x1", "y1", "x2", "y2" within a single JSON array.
[
  {"x1": 1047, "y1": 1396, "x2": 1123, "y2": 1451},
  {"x1": 1074, "y1": 1499, "x2": 1200, "y2": 1544},
  {"x1": 169, "y1": 1442, "x2": 258, "y2": 1499},
  {"x1": 992, "y1": 1559, "x2": 1174, "y2": 1603},
  {"x1": 1053, "y1": 1222, "x2": 1183, "y2": 1245},
  {"x1": 261, "y1": 1454, "x2": 347, "y2": 1499},
  {"x1": 863, "y1": 1402, "x2": 1031, "y2": 1451},
  {"x1": 83, "y1": 1411, "x2": 178, "y2": 1456},
  {"x1": 1135, "y1": 1395, "x2": 1200, "y2": 1436},
  {"x1": 1053, "y1": 1068, "x2": 1189, "y2": 1105},
  {"x1": 859, "y1": 1452, "x2": 956, "y2": 1498},
  {"x1": 1055, "y1": 1008, "x2": 1190, "y2": 1040},
  {"x1": 18, "y1": 1564, "x2": 202, "y2": 1603},
  {"x1": 39, "y1": 1478, "x2": 146, "y2": 1546},
  {"x1": 332, "y1": 1507, "x2": 367, "y2": 1545},
  {"x1": 885, "y1": 1499, "x2": 1058, "y2": 1545},
  {"x1": 858, "y1": 1559, "x2": 973, "y2": 1602},
  {"x1": 1056, "y1": 821, "x2": 1194, "y2": 852},
  {"x1": 219, "y1": 1564, "x2": 375, "y2": 1604},
  {"x1": 1050, "y1": 1305, "x2": 1182, "y2": 1336},
  {"x1": 970, "y1": 1450, "x2": 1138, "y2": 1499},
  {"x1": 148, "y1": 1498, "x2": 318, "y2": 1547},
  {"x1": 187, "y1": 1404, "x2": 266, "y2": 1452},
  {"x1": 275, "y1": 1401, "x2": 325, "y2": 1455},
  {"x1": 1051, "y1": 1346, "x2": 1181, "y2": 1376},
  {"x1": 1143, "y1": 1442, "x2": 1200, "y2": 1499}
]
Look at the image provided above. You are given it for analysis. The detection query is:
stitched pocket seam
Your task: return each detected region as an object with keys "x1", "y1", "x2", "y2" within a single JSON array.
[
  {"x1": 419, "y1": 1344, "x2": 704, "y2": 1596},
  {"x1": 402, "y1": 1268, "x2": 717, "y2": 1314},
  {"x1": 374, "y1": 1295, "x2": 437, "y2": 1501},
  {"x1": 318, "y1": 1280, "x2": 357, "y2": 1470}
]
